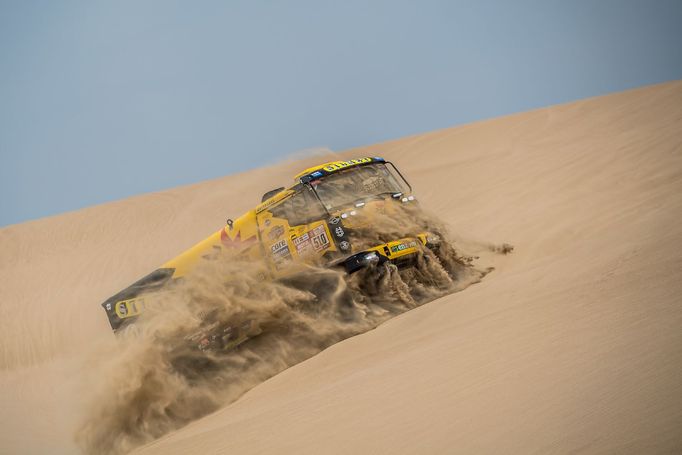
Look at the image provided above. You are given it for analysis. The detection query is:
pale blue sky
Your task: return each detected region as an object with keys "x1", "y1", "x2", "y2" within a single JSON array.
[{"x1": 1, "y1": 0, "x2": 681, "y2": 226}]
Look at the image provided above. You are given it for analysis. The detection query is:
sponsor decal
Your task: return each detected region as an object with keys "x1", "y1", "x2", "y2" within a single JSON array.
[
  {"x1": 310, "y1": 225, "x2": 330, "y2": 251},
  {"x1": 390, "y1": 240, "x2": 418, "y2": 253},
  {"x1": 271, "y1": 239, "x2": 292, "y2": 268},
  {"x1": 322, "y1": 157, "x2": 372, "y2": 172},
  {"x1": 329, "y1": 216, "x2": 340, "y2": 225},
  {"x1": 113, "y1": 292, "x2": 171, "y2": 320},
  {"x1": 293, "y1": 232, "x2": 313, "y2": 257},
  {"x1": 311, "y1": 170, "x2": 324, "y2": 178},
  {"x1": 268, "y1": 225, "x2": 285, "y2": 241},
  {"x1": 221, "y1": 229, "x2": 257, "y2": 249},
  {"x1": 334, "y1": 226, "x2": 345, "y2": 238},
  {"x1": 293, "y1": 225, "x2": 331, "y2": 256},
  {"x1": 117, "y1": 302, "x2": 128, "y2": 317},
  {"x1": 271, "y1": 239, "x2": 288, "y2": 253},
  {"x1": 114, "y1": 297, "x2": 145, "y2": 319}
]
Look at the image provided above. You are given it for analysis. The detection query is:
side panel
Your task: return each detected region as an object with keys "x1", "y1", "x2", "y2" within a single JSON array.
[
  {"x1": 289, "y1": 220, "x2": 336, "y2": 263},
  {"x1": 102, "y1": 210, "x2": 263, "y2": 331},
  {"x1": 256, "y1": 188, "x2": 344, "y2": 277},
  {"x1": 256, "y1": 209, "x2": 296, "y2": 274}
]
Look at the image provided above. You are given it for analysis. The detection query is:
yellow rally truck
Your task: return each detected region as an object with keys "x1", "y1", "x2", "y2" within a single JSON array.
[{"x1": 101, "y1": 157, "x2": 441, "y2": 338}]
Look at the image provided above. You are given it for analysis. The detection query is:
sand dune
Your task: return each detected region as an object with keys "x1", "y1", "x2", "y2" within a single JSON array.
[{"x1": 2, "y1": 80, "x2": 682, "y2": 454}]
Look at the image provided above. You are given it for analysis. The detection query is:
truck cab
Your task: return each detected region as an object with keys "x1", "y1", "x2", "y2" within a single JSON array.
[{"x1": 101, "y1": 157, "x2": 435, "y2": 332}]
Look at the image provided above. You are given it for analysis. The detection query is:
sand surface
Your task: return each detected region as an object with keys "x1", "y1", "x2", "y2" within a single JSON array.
[{"x1": 1, "y1": 81, "x2": 681, "y2": 454}]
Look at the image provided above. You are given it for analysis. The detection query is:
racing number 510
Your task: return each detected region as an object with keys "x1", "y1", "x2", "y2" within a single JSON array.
[{"x1": 312, "y1": 232, "x2": 328, "y2": 249}]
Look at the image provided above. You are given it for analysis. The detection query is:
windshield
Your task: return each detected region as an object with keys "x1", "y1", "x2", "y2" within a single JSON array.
[{"x1": 311, "y1": 163, "x2": 409, "y2": 210}]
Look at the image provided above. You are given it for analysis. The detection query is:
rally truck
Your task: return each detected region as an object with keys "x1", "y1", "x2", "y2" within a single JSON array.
[{"x1": 101, "y1": 157, "x2": 448, "y2": 346}]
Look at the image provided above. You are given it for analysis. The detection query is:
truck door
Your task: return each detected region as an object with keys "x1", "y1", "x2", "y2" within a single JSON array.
[
  {"x1": 256, "y1": 202, "x2": 294, "y2": 274},
  {"x1": 257, "y1": 185, "x2": 335, "y2": 275}
]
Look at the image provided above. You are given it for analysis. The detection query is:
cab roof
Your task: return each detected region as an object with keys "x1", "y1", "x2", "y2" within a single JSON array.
[{"x1": 295, "y1": 156, "x2": 385, "y2": 183}]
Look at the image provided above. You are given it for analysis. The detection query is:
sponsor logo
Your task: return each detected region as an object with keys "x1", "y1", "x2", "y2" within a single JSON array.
[
  {"x1": 322, "y1": 157, "x2": 372, "y2": 172},
  {"x1": 334, "y1": 226, "x2": 345, "y2": 238},
  {"x1": 117, "y1": 302, "x2": 128, "y2": 317},
  {"x1": 310, "y1": 225, "x2": 330, "y2": 251},
  {"x1": 390, "y1": 240, "x2": 417, "y2": 253},
  {"x1": 271, "y1": 239, "x2": 288, "y2": 253},
  {"x1": 293, "y1": 233, "x2": 310, "y2": 246},
  {"x1": 329, "y1": 217, "x2": 340, "y2": 225},
  {"x1": 268, "y1": 225, "x2": 285, "y2": 241},
  {"x1": 271, "y1": 239, "x2": 292, "y2": 267},
  {"x1": 114, "y1": 296, "x2": 148, "y2": 319},
  {"x1": 220, "y1": 229, "x2": 257, "y2": 249},
  {"x1": 293, "y1": 232, "x2": 313, "y2": 257},
  {"x1": 112, "y1": 292, "x2": 173, "y2": 321},
  {"x1": 293, "y1": 225, "x2": 331, "y2": 256}
]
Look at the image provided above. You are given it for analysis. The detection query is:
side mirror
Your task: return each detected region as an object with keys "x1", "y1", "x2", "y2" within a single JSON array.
[{"x1": 261, "y1": 187, "x2": 285, "y2": 202}]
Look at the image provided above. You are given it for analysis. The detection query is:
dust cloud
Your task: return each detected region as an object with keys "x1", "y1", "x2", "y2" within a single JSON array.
[{"x1": 76, "y1": 208, "x2": 504, "y2": 454}]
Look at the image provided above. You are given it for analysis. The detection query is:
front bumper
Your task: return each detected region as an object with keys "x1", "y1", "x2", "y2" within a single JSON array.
[{"x1": 341, "y1": 233, "x2": 437, "y2": 274}]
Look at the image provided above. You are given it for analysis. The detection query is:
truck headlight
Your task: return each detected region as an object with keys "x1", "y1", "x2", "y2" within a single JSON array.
[
  {"x1": 427, "y1": 235, "x2": 440, "y2": 243},
  {"x1": 362, "y1": 252, "x2": 380, "y2": 264}
]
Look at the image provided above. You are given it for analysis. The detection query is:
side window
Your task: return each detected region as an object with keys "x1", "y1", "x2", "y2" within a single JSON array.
[{"x1": 270, "y1": 186, "x2": 326, "y2": 226}]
